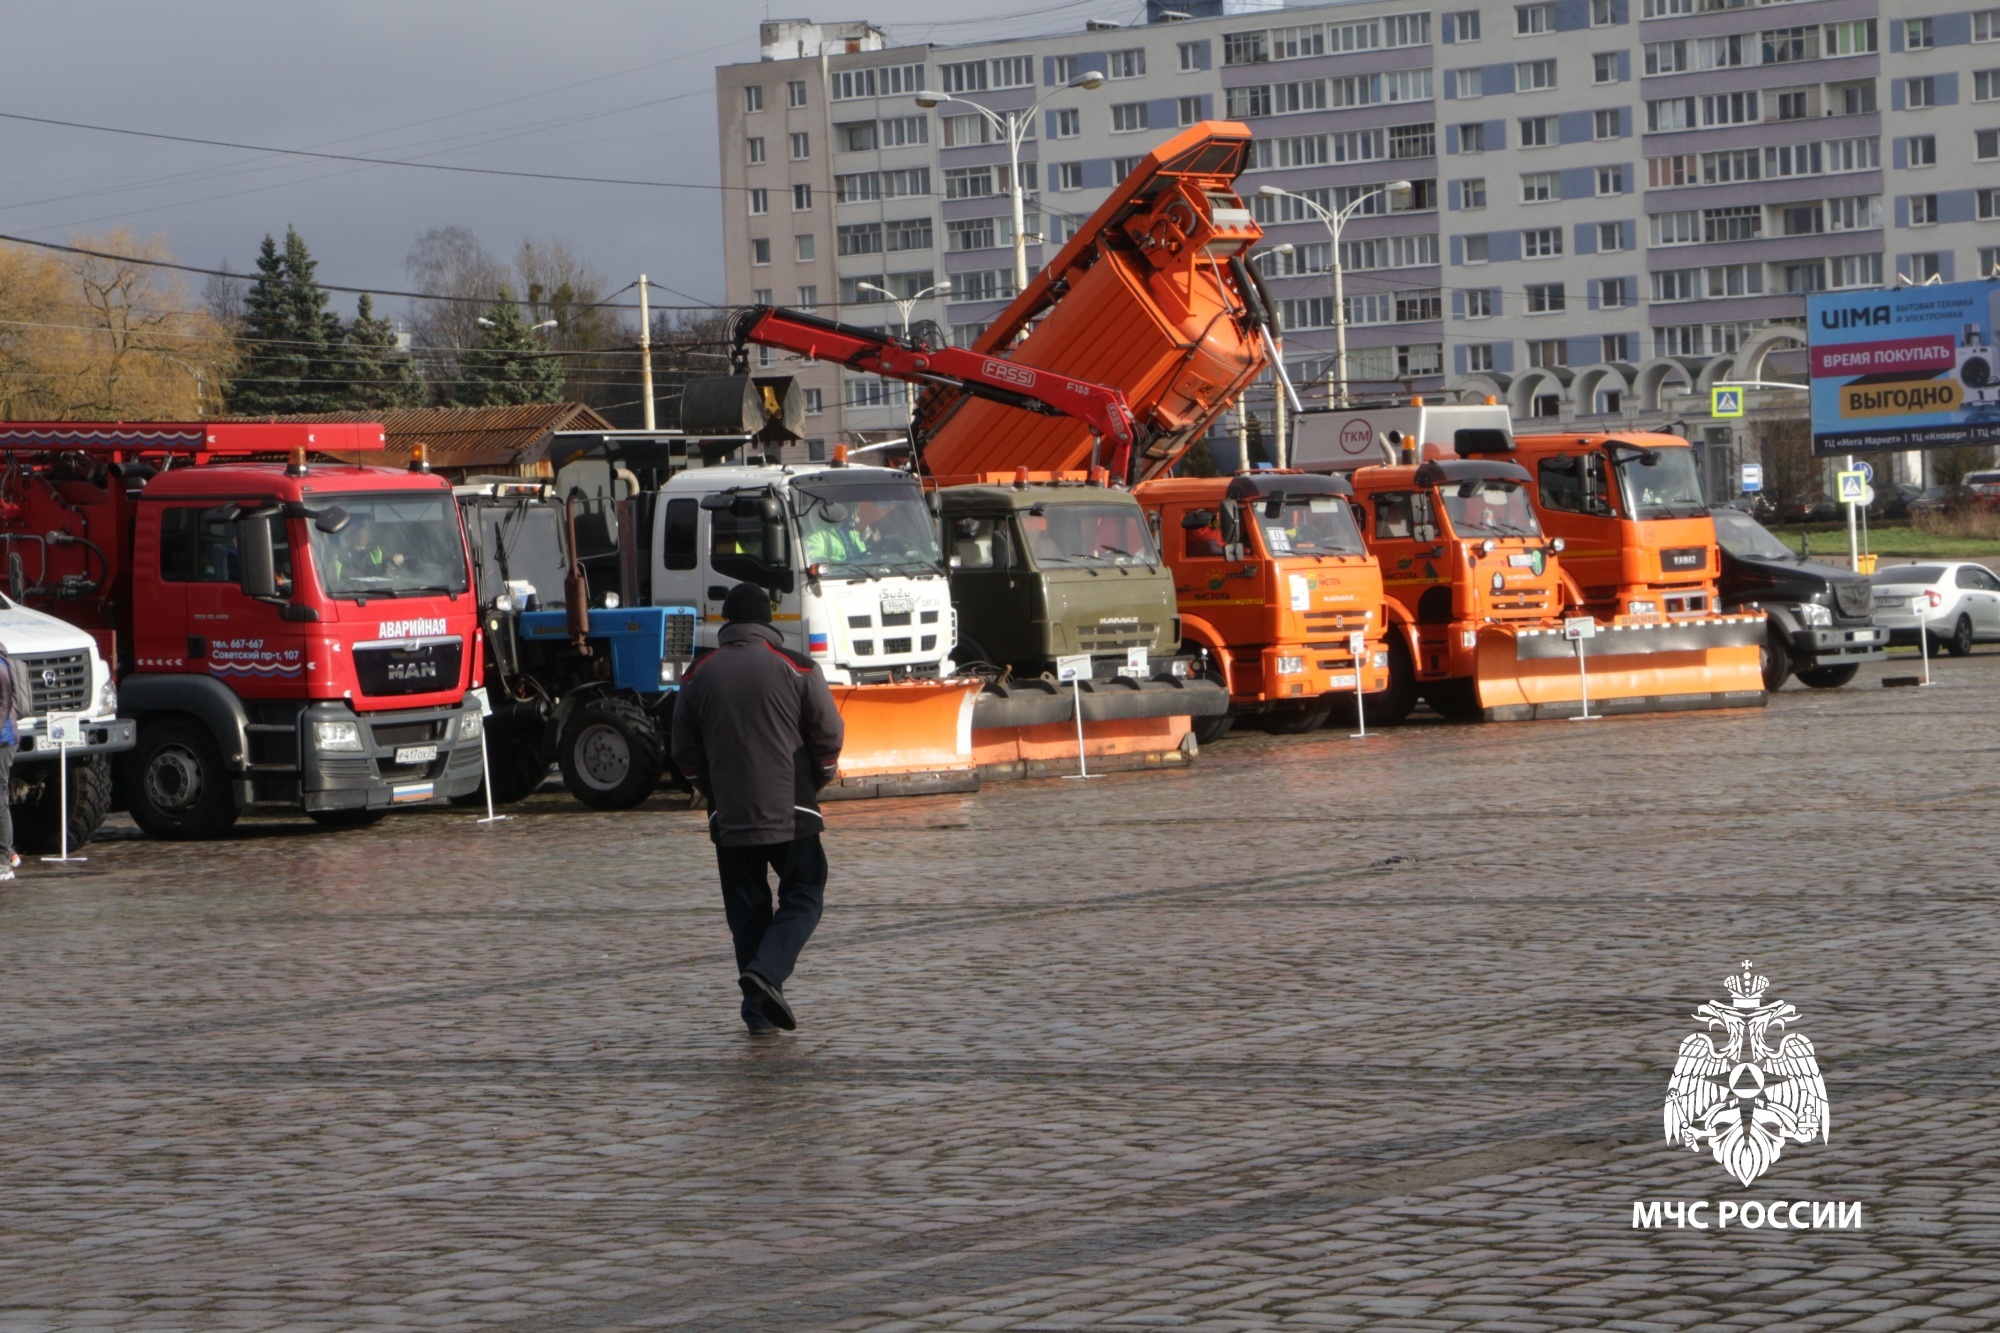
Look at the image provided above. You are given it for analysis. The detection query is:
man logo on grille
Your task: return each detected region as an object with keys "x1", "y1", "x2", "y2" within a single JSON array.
[{"x1": 1665, "y1": 961, "x2": 1830, "y2": 1186}]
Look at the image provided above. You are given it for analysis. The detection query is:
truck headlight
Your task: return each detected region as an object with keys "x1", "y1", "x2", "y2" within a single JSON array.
[
  {"x1": 1797, "y1": 602, "x2": 1832, "y2": 627},
  {"x1": 659, "y1": 660, "x2": 681, "y2": 685},
  {"x1": 1628, "y1": 599, "x2": 1659, "y2": 616},
  {"x1": 314, "y1": 720, "x2": 364, "y2": 752},
  {"x1": 98, "y1": 676, "x2": 117, "y2": 716},
  {"x1": 1170, "y1": 658, "x2": 1191, "y2": 678},
  {"x1": 1275, "y1": 655, "x2": 1304, "y2": 675},
  {"x1": 1372, "y1": 651, "x2": 1388, "y2": 669},
  {"x1": 459, "y1": 710, "x2": 484, "y2": 740}
]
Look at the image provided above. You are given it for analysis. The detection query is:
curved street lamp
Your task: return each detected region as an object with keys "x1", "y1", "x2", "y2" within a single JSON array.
[
  {"x1": 857, "y1": 279, "x2": 952, "y2": 430},
  {"x1": 1257, "y1": 180, "x2": 1412, "y2": 408},
  {"x1": 916, "y1": 71, "x2": 1106, "y2": 292}
]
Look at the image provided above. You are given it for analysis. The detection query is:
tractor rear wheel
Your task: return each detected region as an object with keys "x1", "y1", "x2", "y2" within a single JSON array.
[{"x1": 559, "y1": 696, "x2": 664, "y2": 811}]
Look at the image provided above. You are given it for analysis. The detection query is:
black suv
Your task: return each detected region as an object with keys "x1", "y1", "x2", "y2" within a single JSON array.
[{"x1": 1712, "y1": 509, "x2": 1888, "y2": 690}]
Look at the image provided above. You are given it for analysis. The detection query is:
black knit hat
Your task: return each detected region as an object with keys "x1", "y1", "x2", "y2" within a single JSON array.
[{"x1": 721, "y1": 583, "x2": 773, "y2": 624}]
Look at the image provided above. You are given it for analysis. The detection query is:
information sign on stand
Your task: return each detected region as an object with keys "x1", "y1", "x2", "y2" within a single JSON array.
[
  {"x1": 1348, "y1": 631, "x2": 1371, "y2": 739},
  {"x1": 468, "y1": 687, "x2": 508, "y2": 824},
  {"x1": 1562, "y1": 618, "x2": 1599, "y2": 722},
  {"x1": 40, "y1": 714, "x2": 86, "y2": 863},
  {"x1": 1121, "y1": 646, "x2": 1148, "y2": 678},
  {"x1": 1056, "y1": 655, "x2": 1097, "y2": 780}
]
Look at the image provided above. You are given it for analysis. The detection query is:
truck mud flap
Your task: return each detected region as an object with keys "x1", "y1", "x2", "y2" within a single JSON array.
[
  {"x1": 1472, "y1": 616, "x2": 1767, "y2": 721},
  {"x1": 822, "y1": 680, "x2": 983, "y2": 802}
]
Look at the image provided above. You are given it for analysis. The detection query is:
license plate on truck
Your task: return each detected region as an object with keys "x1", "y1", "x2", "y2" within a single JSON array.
[
  {"x1": 394, "y1": 744, "x2": 438, "y2": 765},
  {"x1": 1327, "y1": 673, "x2": 1357, "y2": 688}
]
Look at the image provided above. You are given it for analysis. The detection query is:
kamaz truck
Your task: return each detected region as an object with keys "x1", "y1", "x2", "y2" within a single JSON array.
[{"x1": 0, "y1": 422, "x2": 486, "y2": 838}]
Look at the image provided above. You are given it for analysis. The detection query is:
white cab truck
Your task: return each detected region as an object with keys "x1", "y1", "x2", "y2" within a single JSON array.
[
  {"x1": 0, "y1": 595, "x2": 135, "y2": 851},
  {"x1": 1290, "y1": 400, "x2": 1516, "y2": 472}
]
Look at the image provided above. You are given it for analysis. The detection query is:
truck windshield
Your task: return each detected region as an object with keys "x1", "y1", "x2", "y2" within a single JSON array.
[
  {"x1": 310, "y1": 493, "x2": 470, "y2": 598},
  {"x1": 1612, "y1": 446, "x2": 1708, "y2": 520},
  {"x1": 1020, "y1": 502, "x2": 1159, "y2": 568},
  {"x1": 1711, "y1": 509, "x2": 1794, "y2": 560},
  {"x1": 1257, "y1": 495, "x2": 1366, "y2": 557},
  {"x1": 793, "y1": 478, "x2": 943, "y2": 577},
  {"x1": 1437, "y1": 480, "x2": 1542, "y2": 539}
]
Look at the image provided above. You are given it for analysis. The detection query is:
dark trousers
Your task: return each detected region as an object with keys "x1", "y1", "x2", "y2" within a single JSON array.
[
  {"x1": 715, "y1": 835, "x2": 827, "y2": 1007},
  {"x1": 0, "y1": 744, "x2": 12, "y2": 857}
]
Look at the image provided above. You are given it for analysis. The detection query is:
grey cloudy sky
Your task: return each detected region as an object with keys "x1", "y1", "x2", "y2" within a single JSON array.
[{"x1": 1, "y1": 0, "x2": 1136, "y2": 324}]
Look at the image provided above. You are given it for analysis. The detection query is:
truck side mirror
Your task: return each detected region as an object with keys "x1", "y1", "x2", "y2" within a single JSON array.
[
  {"x1": 237, "y1": 515, "x2": 281, "y2": 601},
  {"x1": 314, "y1": 506, "x2": 351, "y2": 535},
  {"x1": 1263, "y1": 494, "x2": 1285, "y2": 520}
]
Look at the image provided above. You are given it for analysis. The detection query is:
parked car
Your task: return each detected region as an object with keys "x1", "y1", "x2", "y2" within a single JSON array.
[
  {"x1": 1867, "y1": 482, "x2": 1921, "y2": 522},
  {"x1": 1869, "y1": 561, "x2": 2000, "y2": 655},
  {"x1": 1963, "y1": 470, "x2": 2000, "y2": 510},
  {"x1": 1909, "y1": 485, "x2": 1958, "y2": 518},
  {"x1": 1713, "y1": 509, "x2": 1887, "y2": 689}
]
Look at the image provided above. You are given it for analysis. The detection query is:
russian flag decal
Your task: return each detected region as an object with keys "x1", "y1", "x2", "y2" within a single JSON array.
[{"x1": 808, "y1": 632, "x2": 830, "y2": 653}]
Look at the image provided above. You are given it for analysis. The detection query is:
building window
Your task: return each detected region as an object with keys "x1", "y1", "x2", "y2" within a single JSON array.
[
  {"x1": 745, "y1": 85, "x2": 764, "y2": 113},
  {"x1": 792, "y1": 183, "x2": 813, "y2": 211},
  {"x1": 748, "y1": 188, "x2": 769, "y2": 216},
  {"x1": 1453, "y1": 68, "x2": 1484, "y2": 98},
  {"x1": 1520, "y1": 116, "x2": 1554, "y2": 148},
  {"x1": 1593, "y1": 52, "x2": 1618, "y2": 84},
  {"x1": 1460, "y1": 123, "x2": 1487, "y2": 153},
  {"x1": 1836, "y1": 81, "x2": 1877, "y2": 115},
  {"x1": 942, "y1": 114, "x2": 990, "y2": 147},
  {"x1": 796, "y1": 285, "x2": 818, "y2": 309},
  {"x1": 1451, "y1": 10, "x2": 1482, "y2": 40},
  {"x1": 1467, "y1": 344, "x2": 1495, "y2": 372},
  {"x1": 1645, "y1": 40, "x2": 1688, "y2": 75},
  {"x1": 747, "y1": 137, "x2": 766, "y2": 164},
  {"x1": 1053, "y1": 108, "x2": 1080, "y2": 138},
  {"x1": 1979, "y1": 128, "x2": 2000, "y2": 160},
  {"x1": 795, "y1": 235, "x2": 815, "y2": 262},
  {"x1": 1602, "y1": 333, "x2": 1631, "y2": 362},
  {"x1": 1600, "y1": 276, "x2": 1630, "y2": 306},
  {"x1": 1594, "y1": 109, "x2": 1621, "y2": 141},
  {"x1": 752, "y1": 288, "x2": 772, "y2": 305},
  {"x1": 1825, "y1": 20, "x2": 1877, "y2": 57},
  {"x1": 837, "y1": 222, "x2": 883, "y2": 256},
  {"x1": 885, "y1": 216, "x2": 933, "y2": 251},
  {"x1": 1051, "y1": 54, "x2": 1079, "y2": 84},
  {"x1": 1591, "y1": 0, "x2": 1615, "y2": 25},
  {"x1": 1527, "y1": 339, "x2": 1566, "y2": 368},
  {"x1": 1977, "y1": 70, "x2": 1999, "y2": 102},
  {"x1": 1776, "y1": 90, "x2": 1811, "y2": 120},
  {"x1": 1179, "y1": 41, "x2": 1203, "y2": 71},
  {"x1": 940, "y1": 60, "x2": 986, "y2": 93},
  {"x1": 1179, "y1": 96, "x2": 1203, "y2": 126},
  {"x1": 1523, "y1": 227, "x2": 1563, "y2": 257},
  {"x1": 1521, "y1": 171, "x2": 1559, "y2": 202},
  {"x1": 788, "y1": 80, "x2": 808, "y2": 108},
  {"x1": 1912, "y1": 194, "x2": 1939, "y2": 225},
  {"x1": 1910, "y1": 135, "x2": 1938, "y2": 167},
  {"x1": 791, "y1": 132, "x2": 810, "y2": 160},
  {"x1": 1223, "y1": 32, "x2": 1267, "y2": 65},
  {"x1": 1979, "y1": 9, "x2": 2000, "y2": 41},
  {"x1": 1112, "y1": 103, "x2": 1149, "y2": 132},
  {"x1": 1526, "y1": 282, "x2": 1565, "y2": 313},
  {"x1": 1517, "y1": 3, "x2": 1554, "y2": 35},
  {"x1": 1462, "y1": 177, "x2": 1488, "y2": 208},
  {"x1": 803, "y1": 388, "x2": 823, "y2": 415},
  {"x1": 751, "y1": 239, "x2": 771, "y2": 265},
  {"x1": 837, "y1": 122, "x2": 876, "y2": 152},
  {"x1": 1055, "y1": 162, "x2": 1084, "y2": 191},
  {"x1": 1596, "y1": 165, "x2": 1624, "y2": 195},
  {"x1": 1109, "y1": 49, "x2": 1146, "y2": 79},
  {"x1": 993, "y1": 56, "x2": 1034, "y2": 89},
  {"x1": 1517, "y1": 59, "x2": 1557, "y2": 91},
  {"x1": 1908, "y1": 77, "x2": 1936, "y2": 109},
  {"x1": 1906, "y1": 18, "x2": 1934, "y2": 49},
  {"x1": 1910, "y1": 253, "x2": 1944, "y2": 282},
  {"x1": 1980, "y1": 247, "x2": 2000, "y2": 278},
  {"x1": 1467, "y1": 288, "x2": 1495, "y2": 316},
  {"x1": 1465, "y1": 234, "x2": 1491, "y2": 263},
  {"x1": 1113, "y1": 155, "x2": 1143, "y2": 178}
]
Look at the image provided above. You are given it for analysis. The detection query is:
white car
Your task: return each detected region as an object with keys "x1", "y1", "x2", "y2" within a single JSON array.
[{"x1": 1869, "y1": 562, "x2": 2000, "y2": 656}]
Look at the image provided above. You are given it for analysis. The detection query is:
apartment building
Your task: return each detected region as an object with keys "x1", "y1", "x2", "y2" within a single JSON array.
[{"x1": 715, "y1": 2, "x2": 2000, "y2": 482}]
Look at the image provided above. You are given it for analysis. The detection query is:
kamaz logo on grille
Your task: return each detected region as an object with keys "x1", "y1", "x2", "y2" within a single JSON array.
[
  {"x1": 982, "y1": 358, "x2": 1037, "y2": 389},
  {"x1": 377, "y1": 617, "x2": 447, "y2": 639}
]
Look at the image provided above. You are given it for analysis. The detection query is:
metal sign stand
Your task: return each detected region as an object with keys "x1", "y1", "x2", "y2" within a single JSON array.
[
  {"x1": 468, "y1": 688, "x2": 508, "y2": 823},
  {"x1": 39, "y1": 714, "x2": 85, "y2": 864},
  {"x1": 1057, "y1": 654, "x2": 1097, "y2": 780},
  {"x1": 1920, "y1": 609, "x2": 1934, "y2": 687},
  {"x1": 1348, "y1": 631, "x2": 1370, "y2": 739},
  {"x1": 1564, "y1": 618, "x2": 1598, "y2": 722}
]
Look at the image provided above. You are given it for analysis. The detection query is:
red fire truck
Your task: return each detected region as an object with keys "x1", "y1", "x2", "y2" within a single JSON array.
[{"x1": 0, "y1": 422, "x2": 487, "y2": 839}]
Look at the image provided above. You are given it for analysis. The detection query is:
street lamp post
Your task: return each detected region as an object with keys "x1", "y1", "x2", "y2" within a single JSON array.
[
  {"x1": 857, "y1": 279, "x2": 952, "y2": 434},
  {"x1": 916, "y1": 72, "x2": 1105, "y2": 294},
  {"x1": 1257, "y1": 181, "x2": 1412, "y2": 409}
]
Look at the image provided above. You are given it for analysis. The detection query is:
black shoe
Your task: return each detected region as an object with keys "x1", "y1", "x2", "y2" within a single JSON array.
[
  {"x1": 743, "y1": 1008, "x2": 781, "y2": 1036},
  {"x1": 739, "y1": 971, "x2": 796, "y2": 1031}
]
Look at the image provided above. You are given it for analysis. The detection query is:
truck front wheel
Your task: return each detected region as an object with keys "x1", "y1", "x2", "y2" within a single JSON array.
[
  {"x1": 558, "y1": 697, "x2": 664, "y2": 811},
  {"x1": 1761, "y1": 626, "x2": 1793, "y2": 692},
  {"x1": 1796, "y1": 663, "x2": 1860, "y2": 689},
  {"x1": 128, "y1": 719, "x2": 240, "y2": 841},
  {"x1": 1190, "y1": 664, "x2": 1234, "y2": 744},
  {"x1": 12, "y1": 754, "x2": 114, "y2": 854}
]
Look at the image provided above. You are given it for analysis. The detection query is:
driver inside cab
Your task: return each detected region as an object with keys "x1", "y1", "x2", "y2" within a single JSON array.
[{"x1": 334, "y1": 517, "x2": 404, "y2": 581}]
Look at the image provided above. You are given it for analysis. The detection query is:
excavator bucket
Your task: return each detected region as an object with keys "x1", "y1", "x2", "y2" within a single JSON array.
[
  {"x1": 1468, "y1": 616, "x2": 1767, "y2": 721},
  {"x1": 824, "y1": 680, "x2": 984, "y2": 799}
]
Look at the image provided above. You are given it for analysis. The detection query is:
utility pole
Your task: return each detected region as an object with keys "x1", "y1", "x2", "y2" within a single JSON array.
[{"x1": 637, "y1": 274, "x2": 656, "y2": 431}]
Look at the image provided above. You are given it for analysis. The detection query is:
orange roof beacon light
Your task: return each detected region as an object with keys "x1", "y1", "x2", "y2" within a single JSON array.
[
  {"x1": 831, "y1": 442, "x2": 850, "y2": 467},
  {"x1": 1013, "y1": 466, "x2": 1030, "y2": 489},
  {"x1": 408, "y1": 441, "x2": 432, "y2": 474},
  {"x1": 285, "y1": 445, "x2": 309, "y2": 478}
]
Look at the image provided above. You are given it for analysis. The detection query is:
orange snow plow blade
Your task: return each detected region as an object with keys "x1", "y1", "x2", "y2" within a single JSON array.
[
  {"x1": 1471, "y1": 616, "x2": 1767, "y2": 721},
  {"x1": 824, "y1": 680, "x2": 983, "y2": 800},
  {"x1": 972, "y1": 715, "x2": 1195, "y2": 781}
]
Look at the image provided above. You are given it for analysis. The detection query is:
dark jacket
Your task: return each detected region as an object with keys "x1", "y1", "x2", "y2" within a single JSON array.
[
  {"x1": 0, "y1": 649, "x2": 33, "y2": 743},
  {"x1": 671, "y1": 622, "x2": 844, "y2": 846}
]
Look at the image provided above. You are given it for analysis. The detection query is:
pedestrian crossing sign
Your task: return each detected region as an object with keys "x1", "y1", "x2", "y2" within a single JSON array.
[
  {"x1": 1711, "y1": 386, "x2": 1744, "y2": 418},
  {"x1": 1837, "y1": 469, "x2": 1866, "y2": 503}
]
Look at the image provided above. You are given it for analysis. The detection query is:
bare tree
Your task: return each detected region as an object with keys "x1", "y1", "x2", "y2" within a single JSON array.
[
  {"x1": 202, "y1": 260, "x2": 249, "y2": 336},
  {"x1": 1753, "y1": 416, "x2": 1819, "y2": 513},
  {"x1": 515, "y1": 236, "x2": 627, "y2": 407},
  {"x1": 404, "y1": 226, "x2": 509, "y2": 386}
]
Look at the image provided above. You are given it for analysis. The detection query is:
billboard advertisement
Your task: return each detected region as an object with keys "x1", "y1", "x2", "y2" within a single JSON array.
[{"x1": 1807, "y1": 280, "x2": 2000, "y2": 457}]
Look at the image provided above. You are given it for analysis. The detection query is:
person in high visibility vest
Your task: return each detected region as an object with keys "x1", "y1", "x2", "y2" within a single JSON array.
[{"x1": 332, "y1": 518, "x2": 404, "y2": 583}]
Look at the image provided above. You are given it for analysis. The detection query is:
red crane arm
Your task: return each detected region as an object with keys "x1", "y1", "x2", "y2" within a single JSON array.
[{"x1": 730, "y1": 306, "x2": 1140, "y2": 478}]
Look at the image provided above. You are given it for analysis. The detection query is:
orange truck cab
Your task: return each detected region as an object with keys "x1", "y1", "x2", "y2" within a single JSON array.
[
  {"x1": 1511, "y1": 432, "x2": 1720, "y2": 621},
  {"x1": 1135, "y1": 471, "x2": 1390, "y2": 737},
  {"x1": 1348, "y1": 459, "x2": 1568, "y2": 720}
]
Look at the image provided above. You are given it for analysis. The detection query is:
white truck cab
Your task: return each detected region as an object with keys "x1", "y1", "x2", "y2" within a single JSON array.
[
  {"x1": 0, "y1": 593, "x2": 135, "y2": 850},
  {"x1": 649, "y1": 463, "x2": 956, "y2": 684}
]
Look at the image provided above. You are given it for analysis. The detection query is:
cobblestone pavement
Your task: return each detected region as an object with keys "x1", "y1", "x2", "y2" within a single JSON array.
[{"x1": 2, "y1": 648, "x2": 1997, "y2": 1331}]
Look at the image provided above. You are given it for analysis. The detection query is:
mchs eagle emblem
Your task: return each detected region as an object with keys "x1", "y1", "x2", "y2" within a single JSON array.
[{"x1": 1665, "y1": 962, "x2": 1830, "y2": 1187}]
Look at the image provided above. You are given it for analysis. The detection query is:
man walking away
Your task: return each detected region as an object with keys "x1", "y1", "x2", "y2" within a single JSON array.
[
  {"x1": 0, "y1": 642, "x2": 32, "y2": 882},
  {"x1": 671, "y1": 584, "x2": 844, "y2": 1035}
]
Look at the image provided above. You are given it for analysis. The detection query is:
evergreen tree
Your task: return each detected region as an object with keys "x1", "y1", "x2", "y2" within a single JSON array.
[
  {"x1": 342, "y1": 294, "x2": 425, "y2": 410},
  {"x1": 1179, "y1": 436, "x2": 1218, "y2": 478},
  {"x1": 225, "y1": 228, "x2": 347, "y2": 413},
  {"x1": 448, "y1": 292, "x2": 565, "y2": 406}
]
